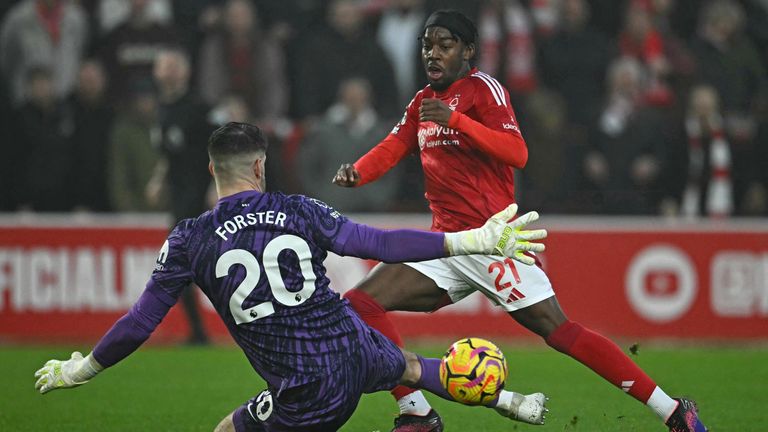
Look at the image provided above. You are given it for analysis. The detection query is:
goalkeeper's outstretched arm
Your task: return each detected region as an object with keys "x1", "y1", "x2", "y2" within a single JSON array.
[
  {"x1": 331, "y1": 203, "x2": 546, "y2": 265},
  {"x1": 34, "y1": 287, "x2": 175, "y2": 394}
]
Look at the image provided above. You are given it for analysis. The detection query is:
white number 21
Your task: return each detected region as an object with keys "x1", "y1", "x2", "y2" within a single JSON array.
[{"x1": 215, "y1": 235, "x2": 317, "y2": 325}]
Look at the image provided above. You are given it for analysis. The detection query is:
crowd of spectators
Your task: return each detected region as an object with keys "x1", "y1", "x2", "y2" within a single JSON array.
[{"x1": 1, "y1": 0, "x2": 766, "y2": 217}]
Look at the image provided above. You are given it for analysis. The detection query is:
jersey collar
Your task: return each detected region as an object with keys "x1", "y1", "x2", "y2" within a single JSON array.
[{"x1": 217, "y1": 189, "x2": 263, "y2": 206}]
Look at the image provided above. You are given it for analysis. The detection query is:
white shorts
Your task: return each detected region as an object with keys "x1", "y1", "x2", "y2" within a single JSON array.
[{"x1": 405, "y1": 255, "x2": 555, "y2": 312}]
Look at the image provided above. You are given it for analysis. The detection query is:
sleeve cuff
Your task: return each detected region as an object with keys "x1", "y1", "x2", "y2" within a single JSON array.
[{"x1": 351, "y1": 161, "x2": 366, "y2": 186}]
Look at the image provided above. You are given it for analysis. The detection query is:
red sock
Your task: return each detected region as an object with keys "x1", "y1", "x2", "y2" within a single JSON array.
[
  {"x1": 546, "y1": 320, "x2": 656, "y2": 403},
  {"x1": 343, "y1": 289, "x2": 416, "y2": 401}
]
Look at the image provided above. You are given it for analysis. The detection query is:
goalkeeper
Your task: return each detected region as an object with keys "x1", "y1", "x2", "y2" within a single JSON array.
[{"x1": 33, "y1": 122, "x2": 547, "y2": 431}]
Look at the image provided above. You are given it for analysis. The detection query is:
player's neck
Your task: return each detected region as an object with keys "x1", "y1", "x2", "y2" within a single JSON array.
[
  {"x1": 216, "y1": 181, "x2": 264, "y2": 200},
  {"x1": 458, "y1": 64, "x2": 472, "y2": 79},
  {"x1": 432, "y1": 66, "x2": 473, "y2": 94}
]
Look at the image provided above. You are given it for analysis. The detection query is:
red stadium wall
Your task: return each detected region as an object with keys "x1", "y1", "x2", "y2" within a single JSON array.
[{"x1": 1, "y1": 215, "x2": 767, "y2": 343}]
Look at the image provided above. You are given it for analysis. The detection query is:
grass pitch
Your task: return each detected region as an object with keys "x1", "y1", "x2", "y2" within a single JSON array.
[{"x1": 3, "y1": 344, "x2": 766, "y2": 431}]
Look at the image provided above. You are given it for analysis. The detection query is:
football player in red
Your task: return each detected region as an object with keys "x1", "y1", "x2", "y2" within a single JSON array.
[{"x1": 333, "y1": 9, "x2": 707, "y2": 432}]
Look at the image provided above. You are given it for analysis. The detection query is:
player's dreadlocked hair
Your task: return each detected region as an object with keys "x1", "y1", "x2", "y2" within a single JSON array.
[{"x1": 208, "y1": 122, "x2": 269, "y2": 178}]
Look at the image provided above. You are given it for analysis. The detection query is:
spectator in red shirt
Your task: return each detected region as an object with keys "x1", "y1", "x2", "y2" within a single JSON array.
[{"x1": 618, "y1": 0, "x2": 674, "y2": 106}]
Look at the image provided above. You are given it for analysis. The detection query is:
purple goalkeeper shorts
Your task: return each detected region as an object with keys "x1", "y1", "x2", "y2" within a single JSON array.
[{"x1": 233, "y1": 319, "x2": 406, "y2": 431}]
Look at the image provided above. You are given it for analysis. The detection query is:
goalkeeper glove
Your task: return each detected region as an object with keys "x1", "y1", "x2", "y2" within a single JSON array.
[
  {"x1": 445, "y1": 203, "x2": 546, "y2": 265},
  {"x1": 34, "y1": 351, "x2": 103, "y2": 394}
]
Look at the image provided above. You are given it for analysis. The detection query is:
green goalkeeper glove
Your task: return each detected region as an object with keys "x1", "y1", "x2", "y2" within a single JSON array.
[
  {"x1": 34, "y1": 351, "x2": 103, "y2": 394},
  {"x1": 445, "y1": 204, "x2": 546, "y2": 265}
]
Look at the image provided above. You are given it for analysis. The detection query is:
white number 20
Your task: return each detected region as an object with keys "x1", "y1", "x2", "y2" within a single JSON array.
[{"x1": 215, "y1": 235, "x2": 317, "y2": 325}]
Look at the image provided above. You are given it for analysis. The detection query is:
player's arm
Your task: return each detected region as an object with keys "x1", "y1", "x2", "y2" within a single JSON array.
[
  {"x1": 33, "y1": 287, "x2": 175, "y2": 394},
  {"x1": 332, "y1": 134, "x2": 414, "y2": 187},
  {"x1": 333, "y1": 94, "x2": 421, "y2": 187},
  {"x1": 34, "y1": 224, "x2": 194, "y2": 394},
  {"x1": 419, "y1": 93, "x2": 528, "y2": 168},
  {"x1": 333, "y1": 204, "x2": 546, "y2": 265},
  {"x1": 448, "y1": 109, "x2": 528, "y2": 168}
]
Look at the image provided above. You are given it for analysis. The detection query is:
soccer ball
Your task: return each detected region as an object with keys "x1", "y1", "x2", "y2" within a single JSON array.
[{"x1": 439, "y1": 337, "x2": 508, "y2": 405}]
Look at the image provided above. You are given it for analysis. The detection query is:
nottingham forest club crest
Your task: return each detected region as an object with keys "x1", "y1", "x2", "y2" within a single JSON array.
[{"x1": 448, "y1": 94, "x2": 460, "y2": 110}]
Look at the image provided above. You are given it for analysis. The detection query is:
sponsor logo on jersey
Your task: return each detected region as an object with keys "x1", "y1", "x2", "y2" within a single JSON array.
[
  {"x1": 418, "y1": 124, "x2": 460, "y2": 150},
  {"x1": 502, "y1": 123, "x2": 519, "y2": 132}
]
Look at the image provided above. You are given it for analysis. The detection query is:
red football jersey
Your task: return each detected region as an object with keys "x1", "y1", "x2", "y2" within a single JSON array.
[{"x1": 355, "y1": 68, "x2": 527, "y2": 232}]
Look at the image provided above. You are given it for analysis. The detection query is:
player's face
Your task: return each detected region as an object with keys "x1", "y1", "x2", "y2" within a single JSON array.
[{"x1": 421, "y1": 27, "x2": 474, "y2": 91}]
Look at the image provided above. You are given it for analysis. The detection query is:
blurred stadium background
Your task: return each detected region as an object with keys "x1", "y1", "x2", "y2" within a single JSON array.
[{"x1": 1, "y1": 0, "x2": 767, "y2": 430}]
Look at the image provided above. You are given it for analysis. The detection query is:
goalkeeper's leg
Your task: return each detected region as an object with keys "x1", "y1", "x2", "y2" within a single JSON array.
[{"x1": 344, "y1": 263, "x2": 447, "y2": 420}]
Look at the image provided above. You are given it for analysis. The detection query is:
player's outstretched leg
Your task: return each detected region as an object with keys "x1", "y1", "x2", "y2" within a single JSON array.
[
  {"x1": 400, "y1": 353, "x2": 548, "y2": 425},
  {"x1": 492, "y1": 391, "x2": 548, "y2": 425},
  {"x1": 511, "y1": 297, "x2": 708, "y2": 431}
]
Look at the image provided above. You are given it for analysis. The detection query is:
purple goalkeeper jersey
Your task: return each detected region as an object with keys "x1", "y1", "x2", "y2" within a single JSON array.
[
  {"x1": 91, "y1": 189, "x2": 447, "y2": 428},
  {"x1": 142, "y1": 190, "x2": 440, "y2": 389}
]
